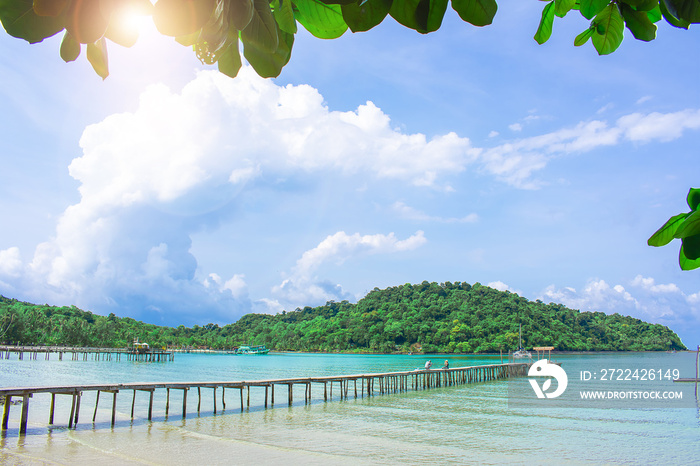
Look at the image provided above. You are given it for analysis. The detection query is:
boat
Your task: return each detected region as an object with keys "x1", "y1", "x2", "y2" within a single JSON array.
[
  {"x1": 513, "y1": 324, "x2": 532, "y2": 360},
  {"x1": 235, "y1": 345, "x2": 269, "y2": 355}
]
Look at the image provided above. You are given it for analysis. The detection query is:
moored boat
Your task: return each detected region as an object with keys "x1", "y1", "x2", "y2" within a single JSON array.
[{"x1": 235, "y1": 345, "x2": 269, "y2": 355}]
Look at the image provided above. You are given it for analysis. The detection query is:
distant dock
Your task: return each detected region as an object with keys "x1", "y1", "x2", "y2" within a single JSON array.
[
  {"x1": 0, "y1": 345, "x2": 174, "y2": 362},
  {"x1": 0, "y1": 362, "x2": 529, "y2": 435}
]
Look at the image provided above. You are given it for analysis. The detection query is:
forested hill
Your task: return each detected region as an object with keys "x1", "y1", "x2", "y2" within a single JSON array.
[{"x1": 0, "y1": 282, "x2": 687, "y2": 352}]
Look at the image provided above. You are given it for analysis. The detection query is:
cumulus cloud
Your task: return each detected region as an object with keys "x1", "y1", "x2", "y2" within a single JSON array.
[
  {"x1": 487, "y1": 281, "x2": 510, "y2": 292},
  {"x1": 271, "y1": 231, "x2": 426, "y2": 310},
  {"x1": 540, "y1": 276, "x2": 700, "y2": 344},
  {"x1": 0, "y1": 247, "x2": 22, "y2": 278},
  {"x1": 4, "y1": 67, "x2": 700, "y2": 325},
  {"x1": 392, "y1": 201, "x2": 478, "y2": 223},
  {"x1": 0, "y1": 68, "x2": 476, "y2": 323}
]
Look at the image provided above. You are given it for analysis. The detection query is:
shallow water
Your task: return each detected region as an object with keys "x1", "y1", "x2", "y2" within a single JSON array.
[{"x1": 1, "y1": 352, "x2": 699, "y2": 464}]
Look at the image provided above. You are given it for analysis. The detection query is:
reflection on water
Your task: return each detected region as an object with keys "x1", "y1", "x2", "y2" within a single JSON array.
[{"x1": 1, "y1": 352, "x2": 699, "y2": 464}]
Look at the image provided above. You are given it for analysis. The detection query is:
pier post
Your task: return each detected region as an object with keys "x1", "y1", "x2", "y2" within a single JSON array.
[
  {"x1": 111, "y1": 391, "x2": 118, "y2": 426},
  {"x1": 49, "y1": 393, "x2": 55, "y2": 424},
  {"x1": 93, "y1": 391, "x2": 101, "y2": 422},
  {"x1": 240, "y1": 387, "x2": 244, "y2": 411},
  {"x1": 197, "y1": 387, "x2": 201, "y2": 413},
  {"x1": 148, "y1": 389, "x2": 154, "y2": 421},
  {"x1": 73, "y1": 392, "x2": 82, "y2": 426},
  {"x1": 68, "y1": 393, "x2": 76, "y2": 428},
  {"x1": 288, "y1": 384, "x2": 293, "y2": 405},
  {"x1": 131, "y1": 390, "x2": 136, "y2": 419},
  {"x1": 265, "y1": 385, "x2": 268, "y2": 408},
  {"x1": 19, "y1": 393, "x2": 30, "y2": 435},
  {"x1": 166, "y1": 388, "x2": 170, "y2": 417},
  {"x1": 2, "y1": 395, "x2": 12, "y2": 430},
  {"x1": 213, "y1": 387, "x2": 217, "y2": 414},
  {"x1": 222, "y1": 387, "x2": 226, "y2": 410}
]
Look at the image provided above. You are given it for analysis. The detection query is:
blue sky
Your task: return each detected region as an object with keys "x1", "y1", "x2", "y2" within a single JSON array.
[{"x1": 2, "y1": 3, "x2": 700, "y2": 346}]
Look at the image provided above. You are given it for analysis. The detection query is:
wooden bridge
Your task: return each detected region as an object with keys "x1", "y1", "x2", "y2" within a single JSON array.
[
  {"x1": 0, "y1": 362, "x2": 529, "y2": 435},
  {"x1": 0, "y1": 345, "x2": 174, "y2": 362}
]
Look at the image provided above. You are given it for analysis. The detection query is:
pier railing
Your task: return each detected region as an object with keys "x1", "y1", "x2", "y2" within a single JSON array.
[{"x1": 1, "y1": 362, "x2": 529, "y2": 435}]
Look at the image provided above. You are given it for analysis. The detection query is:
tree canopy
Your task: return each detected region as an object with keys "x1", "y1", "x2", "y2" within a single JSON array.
[
  {"x1": 1, "y1": 282, "x2": 686, "y2": 352},
  {"x1": 0, "y1": 0, "x2": 697, "y2": 80}
]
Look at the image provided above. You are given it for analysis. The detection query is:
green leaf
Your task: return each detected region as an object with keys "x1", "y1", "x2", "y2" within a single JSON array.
[
  {"x1": 534, "y1": 2, "x2": 555, "y2": 44},
  {"x1": 294, "y1": 0, "x2": 348, "y2": 38},
  {"x1": 580, "y1": 0, "x2": 610, "y2": 19},
  {"x1": 592, "y1": 3, "x2": 624, "y2": 54},
  {"x1": 0, "y1": 0, "x2": 64, "y2": 44},
  {"x1": 666, "y1": 0, "x2": 700, "y2": 23},
  {"x1": 554, "y1": 0, "x2": 576, "y2": 17},
  {"x1": 86, "y1": 38, "x2": 109, "y2": 80},
  {"x1": 272, "y1": 0, "x2": 297, "y2": 34},
  {"x1": 342, "y1": 0, "x2": 393, "y2": 32},
  {"x1": 218, "y1": 38, "x2": 242, "y2": 77},
  {"x1": 241, "y1": 0, "x2": 279, "y2": 52},
  {"x1": 686, "y1": 187, "x2": 700, "y2": 210},
  {"x1": 229, "y1": 0, "x2": 255, "y2": 30},
  {"x1": 197, "y1": 0, "x2": 232, "y2": 63},
  {"x1": 648, "y1": 212, "x2": 688, "y2": 246},
  {"x1": 646, "y1": 5, "x2": 662, "y2": 22},
  {"x1": 682, "y1": 234, "x2": 700, "y2": 260},
  {"x1": 660, "y1": 0, "x2": 691, "y2": 27},
  {"x1": 175, "y1": 31, "x2": 201, "y2": 46},
  {"x1": 574, "y1": 27, "x2": 594, "y2": 45},
  {"x1": 243, "y1": 27, "x2": 294, "y2": 77},
  {"x1": 317, "y1": 0, "x2": 357, "y2": 5},
  {"x1": 451, "y1": 0, "x2": 497, "y2": 27},
  {"x1": 674, "y1": 209, "x2": 700, "y2": 239},
  {"x1": 60, "y1": 30, "x2": 80, "y2": 62},
  {"x1": 622, "y1": 0, "x2": 659, "y2": 10},
  {"x1": 153, "y1": 0, "x2": 216, "y2": 37},
  {"x1": 680, "y1": 242, "x2": 700, "y2": 270},
  {"x1": 391, "y1": 0, "x2": 449, "y2": 33},
  {"x1": 620, "y1": 3, "x2": 657, "y2": 41}
]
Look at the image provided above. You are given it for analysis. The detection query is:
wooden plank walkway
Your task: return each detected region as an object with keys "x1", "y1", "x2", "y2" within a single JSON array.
[
  {"x1": 0, "y1": 362, "x2": 529, "y2": 435},
  {"x1": 0, "y1": 345, "x2": 174, "y2": 362}
]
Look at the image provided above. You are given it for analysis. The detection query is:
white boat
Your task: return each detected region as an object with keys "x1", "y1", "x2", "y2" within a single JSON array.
[
  {"x1": 513, "y1": 324, "x2": 532, "y2": 360},
  {"x1": 235, "y1": 345, "x2": 269, "y2": 355}
]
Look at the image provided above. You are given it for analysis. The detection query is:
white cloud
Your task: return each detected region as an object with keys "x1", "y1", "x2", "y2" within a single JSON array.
[
  {"x1": 630, "y1": 275, "x2": 680, "y2": 294},
  {"x1": 540, "y1": 277, "x2": 700, "y2": 343},
  {"x1": 392, "y1": 201, "x2": 478, "y2": 223},
  {"x1": 273, "y1": 231, "x2": 426, "y2": 309},
  {"x1": 5, "y1": 67, "x2": 700, "y2": 325},
  {"x1": 509, "y1": 123, "x2": 523, "y2": 132},
  {"x1": 487, "y1": 281, "x2": 510, "y2": 292},
  {"x1": 596, "y1": 103, "x2": 614, "y2": 114},
  {"x1": 0, "y1": 247, "x2": 22, "y2": 278},
  {"x1": 617, "y1": 110, "x2": 700, "y2": 143}
]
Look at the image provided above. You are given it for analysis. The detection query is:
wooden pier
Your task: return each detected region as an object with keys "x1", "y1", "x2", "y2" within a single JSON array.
[
  {"x1": 0, "y1": 362, "x2": 528, "y2": 435},
  {"x1": 0, "y1": 345, "x2": 174, "y2": 362}
]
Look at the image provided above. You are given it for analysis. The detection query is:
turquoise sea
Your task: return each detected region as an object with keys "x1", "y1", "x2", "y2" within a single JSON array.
[{"x1": 1, "y1": 351, "x2": 699, "y2": 465}]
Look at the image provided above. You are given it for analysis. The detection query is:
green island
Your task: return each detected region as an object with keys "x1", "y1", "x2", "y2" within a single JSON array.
[{"x1": 0, "y1": 281, "x2": 686, "y2": 353}]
